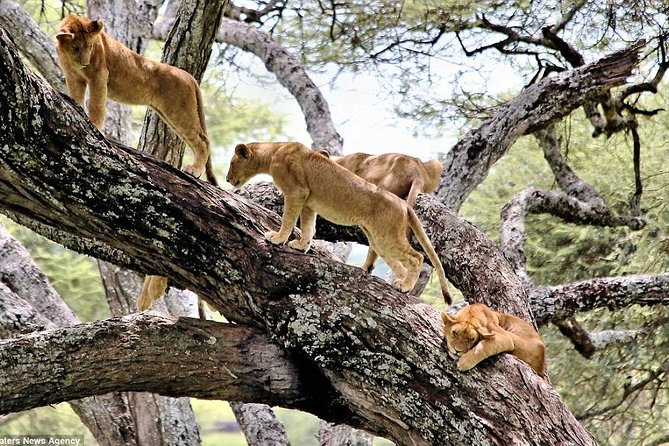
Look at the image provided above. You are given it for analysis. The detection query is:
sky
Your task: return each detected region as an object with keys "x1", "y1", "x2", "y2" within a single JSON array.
[{"x1": 227, "y1": 57, "x2": 460, "y2": 161}]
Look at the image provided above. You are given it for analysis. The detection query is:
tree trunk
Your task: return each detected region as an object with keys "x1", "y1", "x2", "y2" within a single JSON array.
[
  {"x1": 0, "y1": 225, "x2": 139, "y2": 446},
  {"x1": 0, "y1": 28, "x2": 607, "y2": 444}
]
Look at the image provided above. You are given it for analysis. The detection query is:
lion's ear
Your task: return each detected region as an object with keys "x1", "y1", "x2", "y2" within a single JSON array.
[
  {"x1": 318, "y1": 150, "x2": 331, "y2": 158},
  {"x1": 478, "y1": 329, "x2": 495, "y2": 340},
  {"x1": 90, "y1": 19, "x2": 104, "y2": 34},
  {"x1": 441, "y1": 312, "x2": 456, "y2": 327},
  {"x1": 56, "y1": 29, "x2": 74, "y2": 41},
  {"x1": 235, "y1": 143, "x2": 251, "y2": 159}
]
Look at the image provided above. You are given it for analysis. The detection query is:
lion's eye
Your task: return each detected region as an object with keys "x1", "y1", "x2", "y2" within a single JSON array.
[
  {"x1": 73, "y1": 46, "x2": 81, "y2": 52},
  {"x1": 452, "y1": 331, "x2": 458, "y2": 339}
]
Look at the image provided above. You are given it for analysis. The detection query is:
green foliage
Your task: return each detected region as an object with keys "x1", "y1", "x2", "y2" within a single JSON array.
[
  {"x1": 1, "y1": 217, "x2": 109, "y2": 322},
  {"x1": 462, "y1": 93, "x2": 669, "y2": 445},
  {"x1": 0, "y1": 404, "x2": 95, "y2": 443}
]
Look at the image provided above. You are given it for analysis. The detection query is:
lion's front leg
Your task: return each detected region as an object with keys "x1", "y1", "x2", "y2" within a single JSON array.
[
  {"x1": 87, "y1": 76, "x2": 108, "y2": 129},
  {"x1": 287, "y1": 206, "x2": 316, "y2": 252},
  {"x1": 457, "y1": 332, "x2": 515, "y2": 371},
  {"x1": 65, "y1": 75, "x2": 87, "y2": 107},
  {"x1": 265, "y1": 191, "x2": 307, "y2": 245}
]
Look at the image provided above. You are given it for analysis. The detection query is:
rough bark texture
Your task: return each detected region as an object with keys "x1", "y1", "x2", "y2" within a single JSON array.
[
  {"x1": 0, "y1": 30, "x2": 598, "y2": 444},
  {"x1": 230, "y1": 402, "x2": 292, "y2": 446},
  {"x1": 86, "y1": 1, "x2": 204, "y2": 443},
  {"x1": 0, "y1": 224, "x2": 139, "y2": 446},
  {"x1": 153, "y1": 8, "x2": 344, "y2": 155},
  {"x1": 319, "y1": 422, "x2": 373, "y2": 446},
  {"x1": 0, "y1": 314, "x2": 310, "y2": 413},
  {"x1": 529, "y1": 273, "x2": 669, "y2": 325},
  {"x1": 435, "y1": 42, "x2": 642, "y2": 210},
  {"x1": 0, "y1": 0, "x2": 65, "y2": 91}
]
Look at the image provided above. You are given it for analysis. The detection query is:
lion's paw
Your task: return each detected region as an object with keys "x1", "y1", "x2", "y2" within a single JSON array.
[
  {"x1": 183, "y1": 163, "x2": 205, "y2": 180},
  {"x1": 265, "y1": 231, "x2": 287, "y2": 245},
  {"x1": 457, "y1": 355, "x2": 477, "y2": 372},
  {"x1": 391, "y1": 278, "x2": 412, "y2": 293},
  {"x1": 288, "y1": 239, "x2": 311, "y2": 252}
]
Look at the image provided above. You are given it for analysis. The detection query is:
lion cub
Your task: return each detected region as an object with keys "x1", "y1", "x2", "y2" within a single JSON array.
[
  {"x1": 441, "y1": 304, "x2": 546, "y2": 379},
  {"x1": 226, "y1": 142, "x2": 452, "y2": 304},
  {"x1": 55, "y1": 14, "x2": 217, "y2": 184},
  {"x1": 324, "y1": 152, "x2": 443, "y2": 272}
]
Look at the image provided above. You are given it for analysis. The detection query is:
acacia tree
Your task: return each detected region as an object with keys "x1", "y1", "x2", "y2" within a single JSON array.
[{"x1": 2, "y1": 0, "x2": 669, "y2": 445}]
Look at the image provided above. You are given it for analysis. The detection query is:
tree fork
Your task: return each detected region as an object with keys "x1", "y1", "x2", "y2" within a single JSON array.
[{"x1": 0, "y1": 27, "x2": 598, "y2": 444}]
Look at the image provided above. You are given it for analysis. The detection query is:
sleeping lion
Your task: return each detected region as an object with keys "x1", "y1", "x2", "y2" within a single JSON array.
[{"x1": 441, "y1": 304, "x2": 546, "y2": 380}]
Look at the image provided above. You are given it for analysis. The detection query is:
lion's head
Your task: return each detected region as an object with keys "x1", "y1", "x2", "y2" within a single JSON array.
[
  {"x1": 56, "y1": 15, "x2": 103, "y2": 69},
  {"x1": 226, "y1": 143, "x2": 260, "y2": 188},
  {"x1": 441, "y1": 308, "x2": 494, "y2": 360}
]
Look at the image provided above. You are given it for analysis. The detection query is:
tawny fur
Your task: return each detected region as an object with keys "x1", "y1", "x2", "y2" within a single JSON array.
[
  {"x1": 226, "y1": 142, "x2": 452, "y2": 304},
  {"x1": 326, "y1": 152, "x2": 443, "y2": 272},
  {"x1": 55, "y1": 14, "x2": 217, "y2": 185},
  {"x1": 441, "y1": 304, "x2": 547, "y2": 380}
]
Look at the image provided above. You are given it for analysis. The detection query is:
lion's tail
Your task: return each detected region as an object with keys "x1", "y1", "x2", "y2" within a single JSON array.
[
  {"x1": 195, "y1": 82, "x2": 218, "y2": 186},
  {"x1": 407, "y1": 207, "x2": 452, "y2": 305}
]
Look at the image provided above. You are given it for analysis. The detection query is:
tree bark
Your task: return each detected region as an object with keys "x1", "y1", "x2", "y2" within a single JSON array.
[
  {"x1": 152, "y1": 7, "x2": 344, "y2": 155},
  {"x1": 435, "y1": 42, "x2": 643, "y2": 210},
  {"x1": 0, "y1": 224, "x2": 139, "y2": 446},
  {"x1": 0, "y1": 0, "x2": 65, "y2": 91},
  {"x1": 0, "y1": 313, "x2": 312, "y2": 413},
  {"x1": 529, "y1": 273, "x2": 669, "y2": 325},
  {"x1": 86, "y1": 1, "x2": 204, "y2": 443},
  {"x1": 0, "y1": 28, "x2": 599, "y2": 444}
]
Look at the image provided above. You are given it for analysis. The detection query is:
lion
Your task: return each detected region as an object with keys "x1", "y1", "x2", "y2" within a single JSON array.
[
  {"x1": 226, "y1": 141, "x2": 452, "y2": 305},
  {"x1": 441, "y1": 304, "x2": 547, "y2": 379},
  {"x1": 321, "y1": 151, "x2": 443, "y2": 272},
  {"x1": 55, "y1": 14, "x2": 217, "y2": 184}
]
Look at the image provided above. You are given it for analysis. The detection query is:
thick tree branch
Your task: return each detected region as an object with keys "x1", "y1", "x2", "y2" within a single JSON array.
[
  {"x1": 0, "y1": 28, "x2": 594, "y2": 445},
  {"x1": 435, "y1": 42, "x2": 642, "y2": 210},
  {"x1": 0, "y1": 224, "x2": 147, "y2": 446},
  {"x1": 529, "y1": 273, "x2": 669, "y2": 325},
  {"x1": 0, "y1": 314, "x2": 312, "y2": 414}
]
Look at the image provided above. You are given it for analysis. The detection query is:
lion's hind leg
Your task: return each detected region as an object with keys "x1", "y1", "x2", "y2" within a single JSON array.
[
  {"x1": 137, "y1": 275, "x2": 168, "y2": 311},
  {"x1": 375, "y1": 235, "x2": 422, "y2": 293}
]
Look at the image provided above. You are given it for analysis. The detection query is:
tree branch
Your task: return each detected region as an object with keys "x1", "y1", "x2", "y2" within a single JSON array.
[
  {"x1": 0, "y1": 0, "x2": 65, "y2": 91},
  {"x1": 0, "y1": 27, "x2": 595, "y2": 444},
  {"x1": 435, "y1": 42, "x2": 643, "y2": 210},
  {"x1": 529, "y1": 273, "x2": 669, "y2": 325},
  {"x1": 0, "y1": 314, "x2": 312, "y2": 414}
]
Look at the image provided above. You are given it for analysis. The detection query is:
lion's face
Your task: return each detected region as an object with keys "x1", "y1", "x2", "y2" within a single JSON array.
[
  {"x1": 56, "y1": 16, "x2": 103, "y2": 68},
  {"x1": 442, "y1": 321, "x2": 481, "y2": 360},
  {"x1": 441, "y1": 309, "x2": 494, "y2": 360},
  {"x1": 226, "y1": 143, "x2": 258, "y2": 188}
]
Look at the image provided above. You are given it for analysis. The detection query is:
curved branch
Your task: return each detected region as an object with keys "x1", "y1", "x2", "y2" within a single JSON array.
[
  {"x1": 153, "y1": 9, "x2": 344, "y2": 154},
  {"x1": 500, "y1": 188, "x2": 644, "y2": 282},
  {"x1": 529, "y1": 273, "x2": 669, "y2": 325},
  {"x1": 436, "y1": 42, "x2": 643, "y2": 210},
  {"x1": 0, "y1": 0, "x2": 65, "y2": 91}
]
